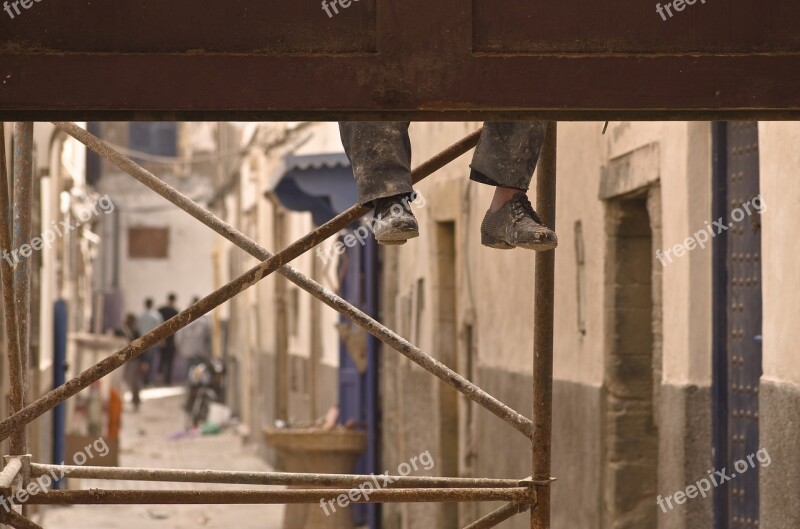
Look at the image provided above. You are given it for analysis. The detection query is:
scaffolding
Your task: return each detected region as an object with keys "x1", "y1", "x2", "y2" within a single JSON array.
[{"x1": 0, "y1": 121, "x2": 558, "y2": 529}]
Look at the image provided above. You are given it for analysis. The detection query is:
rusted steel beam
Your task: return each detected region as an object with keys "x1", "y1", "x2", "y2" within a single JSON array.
[
  {"x1": 52, "y1": 122, "x2": 534, "y2": 438},
  {"x1": 0, "y1": 124, "x2": 26, "y2": 455},
  {"x1": 0, "y1": 509, "x2": 44, "y2": 529},
  {"x1": 531, "y1": 123, "x2": 557, "y2": 529},
  {"x1": 3, "y1": 0, "x2": 800, "y2": 120},
  {"x1": 5, "y1": 56, "x2": 800, "y2": 121},
  {"x1": 28, "y1": 464, "x2": 525, "y2": 489},
  {"x1": 9, "y1": 122, "x2": 33, "y2": 456},
  {"x1": 24, "y1": 487, "x2": 533, "y2": 505},
  {"x1": 463, "y1": 502, "x2": 530, "y2": 529}
]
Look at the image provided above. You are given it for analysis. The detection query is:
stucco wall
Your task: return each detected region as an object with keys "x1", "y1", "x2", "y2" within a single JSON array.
[
  {"x1": 757, "y1": 122, "x2": 800, "y2": 388},
  {"x1": 756, "y1": 122, "x2": 800, "y2": 529},
  {"x1": 380, "y1": 121, "x2": 715, "y2": 529}
]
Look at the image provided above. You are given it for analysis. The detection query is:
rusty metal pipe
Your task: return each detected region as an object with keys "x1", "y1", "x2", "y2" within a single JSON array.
[
  {"x1": 531, "y1": 123, "x2": 557, "y2": 529},
  {"x1": 9, "y1": 122, "x2": 33, "y2": 456},
  {"x1": 0, "y1": 457, "x2": 22, "y2": 490},
  {"x1": 463, "y1": 502, "x2": 531, "y2": 529},
  {"x1": 23, "y1": 487, "x2": 533, "y2": 505},
  {"x1": 28, "y1": 463, "x2": 522, "y2": 489},
  {"x1": 52, "y1": 121, "x2": 534, "y2": 438},
  {"x1": 0, "y1": 509, "x2": 44, "y2": 529},
  {"x1": 0, "y1": 124, "x2": 26, "y2": 455}
]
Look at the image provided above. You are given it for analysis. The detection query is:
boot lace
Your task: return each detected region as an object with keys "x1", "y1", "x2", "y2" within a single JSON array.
[{"x1": 511, "y1": 195, "x2": 542, "y2": 225}]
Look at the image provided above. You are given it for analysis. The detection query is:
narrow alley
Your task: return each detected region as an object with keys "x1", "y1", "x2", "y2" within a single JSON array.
[{"x1": 40, "y1": 391, "x2": 284, "y2": 529}]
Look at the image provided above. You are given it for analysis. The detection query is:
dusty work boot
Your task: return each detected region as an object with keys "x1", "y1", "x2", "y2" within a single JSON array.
[
  {"x1": 371, "y1": 194, "x2": 419, "y2": 245},
  {"x1": 481, "y1": 192, "x2": 558, "y2": 251}
]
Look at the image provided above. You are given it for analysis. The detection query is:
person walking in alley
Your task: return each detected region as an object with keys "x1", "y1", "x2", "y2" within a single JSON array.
[
  {"x1": 177, "y1": 296, "x2": 212, "y2": 376},
  {"x1": 115, "y1": 314, "x2": 143, "y2": 411},
  {"x1": 339, "y1": 122, "x2": 558, "y2": 250},
  {"x1": 137, "y1": 298, "x2": 163, "y2": 386},
  {"x1": 158, "y1": 293, "x2": 180, "y2": 386}
]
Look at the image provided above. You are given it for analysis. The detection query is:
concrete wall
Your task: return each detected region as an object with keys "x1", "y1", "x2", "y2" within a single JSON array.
[
  {"x1": 379, "y1": 121, "x2": 715, "y2": 529},
  {"x1": 757, "y1": 122, "x2": 800, "y2": 529}
]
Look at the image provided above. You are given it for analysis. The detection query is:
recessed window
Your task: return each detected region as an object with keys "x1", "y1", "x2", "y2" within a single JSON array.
[
  {"x1": 129, "y1": 123, "x2": 178, "y2": 158},
  {"x1": 128, "y1": 227, "x2": 169, "y2": 259}
]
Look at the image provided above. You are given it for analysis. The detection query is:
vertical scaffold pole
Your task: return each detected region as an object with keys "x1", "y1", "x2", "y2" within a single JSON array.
[
  {"x1": 11, "y1": 122, "x2": 34, "y2": 456},
  {"x1": 0, "y1": 124, "x2": 25, "y2": 457},
  {"x1": 531, "y1": 122, "x2": 557, "y2": 529}
]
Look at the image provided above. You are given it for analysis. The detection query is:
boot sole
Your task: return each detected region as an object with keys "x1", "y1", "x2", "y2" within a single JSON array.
[
  {"x1": 376, "y1": 228, "x2": 420, "y2": 245},
  {"x1": 481, "y1": 233, "x2": 558, "y2": 251},
  {"x1": 480, "y1": 236, "x2": 514, "y2": 250},
  {"x1": 515, "y1": 240, "x2": 558, "y2": 251}
]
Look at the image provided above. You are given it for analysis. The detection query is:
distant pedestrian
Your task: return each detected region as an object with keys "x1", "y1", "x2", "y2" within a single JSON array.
[
  {"x1": 158, "y1": 293, "x2": 180, "y2": 386},
  {"x1": 137, "y1": 298, "x2": 163, "y2": 386},
  {"x1": 115, "y1": 314, "x2": 143, "y2": 411},
  {"x1": 177, "y1": 296, "x2": 212, "y2": 379}
]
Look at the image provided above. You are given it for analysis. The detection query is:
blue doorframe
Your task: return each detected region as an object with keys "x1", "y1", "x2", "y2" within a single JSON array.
[
  {"x1": 53, "y1": 299, "x2": 68, "y2": 475},
  {"x1": 338, "y1": 237, "x2": 381, "y2": 529},
  {"x1": 271, "y1": 152, "x2": 380, "y2": 528}
]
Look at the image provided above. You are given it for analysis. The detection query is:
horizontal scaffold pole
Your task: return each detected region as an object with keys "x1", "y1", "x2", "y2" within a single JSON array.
[
  {"x1": 29, "y1": 464, "x2": 533, "y2": 489},
  {"x1": 23, "y1": 487, "x2": 533, "y2": 505}
]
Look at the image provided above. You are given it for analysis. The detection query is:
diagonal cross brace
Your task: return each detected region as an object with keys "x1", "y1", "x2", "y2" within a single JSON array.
[{"x1": 0, "y1": 123, "x2": 533, "y2": 443}]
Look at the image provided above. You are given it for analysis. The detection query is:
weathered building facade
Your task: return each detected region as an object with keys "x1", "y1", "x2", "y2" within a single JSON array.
[
  {"x1": 1, "y1": 122, "x2": 105, "y2": 473},
  {"x1": 377, "y1": 121, "x2": 796, "y2": 529},
  {"x1": 90, "y1": 122, "x2": 218, "y2": 329},
  {"x1": 214, "y1": 122, "x2": 344, "y2": 457}
]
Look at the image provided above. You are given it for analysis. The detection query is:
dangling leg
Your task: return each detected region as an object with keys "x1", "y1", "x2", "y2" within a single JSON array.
[
  {"x1": 471, "y1": 122, "x2": 557, "y2": 251},
  {"x1": 339, "y1": 122, "x2": 419, "y2": 245}
]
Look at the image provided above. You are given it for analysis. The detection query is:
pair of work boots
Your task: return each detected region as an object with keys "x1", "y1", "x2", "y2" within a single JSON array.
[{"x1": 372, "y1": 192, "x2": 557, "y2": 251}]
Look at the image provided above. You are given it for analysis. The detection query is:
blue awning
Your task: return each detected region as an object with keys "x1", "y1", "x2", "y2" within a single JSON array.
[{"x1": 272, "y1": 152, "x2": 357, "y2": 227}]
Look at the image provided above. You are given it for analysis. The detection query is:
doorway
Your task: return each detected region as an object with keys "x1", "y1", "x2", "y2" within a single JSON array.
[{"x1": 604, "y1": 194, "x2": 659, "y2": 529}]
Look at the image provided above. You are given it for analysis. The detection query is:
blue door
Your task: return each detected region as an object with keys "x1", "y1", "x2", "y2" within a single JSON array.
[
  {"x1": 338, "y1": 237, "x2": 381, "y2": 528},
  {"x1": 712, "y1": 122, "x2": 763, "y2": 528}
]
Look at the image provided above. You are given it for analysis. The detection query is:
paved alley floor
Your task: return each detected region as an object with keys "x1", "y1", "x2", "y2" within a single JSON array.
[{"x1": 39, "y1": 389, "x2": 284, "y2": 529}]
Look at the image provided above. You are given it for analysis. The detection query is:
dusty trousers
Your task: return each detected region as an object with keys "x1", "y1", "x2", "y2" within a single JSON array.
[{"x1": 338, "y1": 122, "x2": 548, "y2": 205}]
